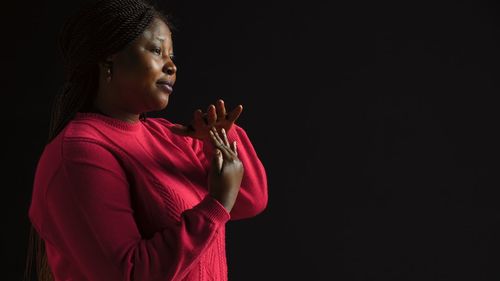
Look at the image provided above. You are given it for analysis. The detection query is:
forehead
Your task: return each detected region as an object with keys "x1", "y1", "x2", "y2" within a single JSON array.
[{"x1": 139, "y1": 18, "x2": 172, "y2": 42}]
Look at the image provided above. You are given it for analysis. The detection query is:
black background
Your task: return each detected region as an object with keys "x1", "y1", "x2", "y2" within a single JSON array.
[{"x1": 3, "y1": 0, "x2": 500, "y2": 280}]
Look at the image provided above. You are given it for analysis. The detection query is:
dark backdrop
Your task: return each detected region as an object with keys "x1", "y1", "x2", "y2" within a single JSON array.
[{"x1": 3, "y1": 0, "x2": 500, "y2": 280}]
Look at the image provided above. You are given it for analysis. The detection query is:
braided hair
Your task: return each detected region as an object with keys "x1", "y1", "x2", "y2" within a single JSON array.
[{"x1": 24, "y1": 1, "x2": 173, "y2": 280}]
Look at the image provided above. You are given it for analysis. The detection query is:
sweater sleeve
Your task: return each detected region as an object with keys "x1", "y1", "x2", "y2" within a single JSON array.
[
  {"x1": 47, "y1": 139, "x2": 230, "y2": 281},
  {"x1": 189, "y1": 124, "x2": 268, "y2": 220}
]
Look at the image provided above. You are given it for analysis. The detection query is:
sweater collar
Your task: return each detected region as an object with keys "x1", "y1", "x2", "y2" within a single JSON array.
[{"x1": 75, "y1": 112, "x2": 143, "y2": 132}]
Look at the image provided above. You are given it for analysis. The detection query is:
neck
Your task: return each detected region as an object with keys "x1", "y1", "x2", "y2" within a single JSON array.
[{"x1": 93, "y1": 86, "x2": 141, "y2": 123}]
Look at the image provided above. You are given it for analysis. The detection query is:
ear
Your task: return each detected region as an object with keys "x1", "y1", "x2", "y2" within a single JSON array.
[
  {"x1": 100, "y1": 54, "x2": 117, "y2": 67},
  {"x1": 99, "y1": 54, "x2": 117, "y2": 82}
]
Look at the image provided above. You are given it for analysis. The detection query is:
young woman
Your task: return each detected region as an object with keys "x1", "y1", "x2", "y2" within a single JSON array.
[{"x1": 25, "y1": 0, "x2": 268, "y2": 280}]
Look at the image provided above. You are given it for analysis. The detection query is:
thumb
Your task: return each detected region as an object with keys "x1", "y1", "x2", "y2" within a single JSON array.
[
  {"x1": 211, "y1": 148, "x2": 223, "y2": 174},
  {"x1": 169, "y1": 124, "x2": 190, "y2": 136}
]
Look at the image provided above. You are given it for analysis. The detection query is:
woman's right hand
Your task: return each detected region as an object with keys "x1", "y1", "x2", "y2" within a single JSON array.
[{"x1": 207, "y1": 126, "x2": 244, "y2": 213}]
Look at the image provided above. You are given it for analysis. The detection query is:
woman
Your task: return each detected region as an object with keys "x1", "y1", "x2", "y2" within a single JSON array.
[{"x1": 25, "y1": 0, "x2": 268, "y2": 280}]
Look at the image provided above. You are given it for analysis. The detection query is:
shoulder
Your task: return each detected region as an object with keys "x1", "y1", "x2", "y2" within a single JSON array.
[
  {"x1": 58, "y1": 130, "x2": 128, "y2": 181},
  {"x1": 55, "y1": 118, "x2": 125, "y2": 164},
  {"x1": 60, "y1": 116, "x2": 113, "y2": 146}
]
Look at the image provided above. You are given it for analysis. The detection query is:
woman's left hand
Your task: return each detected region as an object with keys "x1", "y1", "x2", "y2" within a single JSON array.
[{"x1": 170, "y1": 99, "x2": 243, "y2": 140}]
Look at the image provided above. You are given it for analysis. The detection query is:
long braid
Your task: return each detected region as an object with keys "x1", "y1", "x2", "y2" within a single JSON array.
[{"x1": 24, "y1": 1, "x2": 173, "y2": 280}]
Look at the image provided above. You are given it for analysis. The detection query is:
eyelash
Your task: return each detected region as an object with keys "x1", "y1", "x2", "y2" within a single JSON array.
[{"x1": 152, "y1": 48, "x2": 175, "y2": 60}]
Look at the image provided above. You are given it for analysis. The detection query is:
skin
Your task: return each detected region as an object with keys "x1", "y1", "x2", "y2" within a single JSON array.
[
  {"x1": 208, "y1": 126, "x2": 244, "y2": 212},
  {"x1": 94, "y1": 17, "x2": 177, "y2": 121},
  {"x1": 93, "y1": 17, "x2": 244, "y2": 212}
]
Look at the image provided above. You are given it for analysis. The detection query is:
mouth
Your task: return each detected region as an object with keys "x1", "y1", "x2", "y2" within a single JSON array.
[{"x1": 156, "y1": 80, "x2": 174, "y2": 94}]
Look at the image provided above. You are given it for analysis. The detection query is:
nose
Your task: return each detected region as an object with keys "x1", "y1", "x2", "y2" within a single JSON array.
[{"x1": 164, "y1": 60, "x2": 177, "y2": 76}]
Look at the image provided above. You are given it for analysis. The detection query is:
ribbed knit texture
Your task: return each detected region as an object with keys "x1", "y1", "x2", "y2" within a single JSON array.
[{"x1": 29, "y1": 112, "x2": 268, "y2": 281}]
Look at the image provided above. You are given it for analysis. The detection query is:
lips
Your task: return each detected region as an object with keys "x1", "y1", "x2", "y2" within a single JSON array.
[{"x1": 156, "y1": 80, "x2": 173, "y2": 94}]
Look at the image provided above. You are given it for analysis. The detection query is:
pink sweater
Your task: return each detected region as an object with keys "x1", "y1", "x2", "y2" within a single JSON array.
[{"x1": 29, "y1": 112, "x2": 268, "y2": 281}]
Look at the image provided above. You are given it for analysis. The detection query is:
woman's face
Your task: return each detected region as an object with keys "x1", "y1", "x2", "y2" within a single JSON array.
[{"x1": 106, "y1": 17, "x2": 177, "y2": 114}]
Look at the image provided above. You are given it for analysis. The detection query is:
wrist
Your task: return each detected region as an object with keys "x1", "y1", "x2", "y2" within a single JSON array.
[{"x1": 209, "y1": 193, "x2": 233, "y2": 212}]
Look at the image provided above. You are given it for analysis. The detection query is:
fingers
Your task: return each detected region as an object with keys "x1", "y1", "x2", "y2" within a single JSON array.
[
  {"x1": 210, "y1": 126, "x2": 224, "y2": 145},
  {"x1": 216, "y1": 99, "x2": 227, "y2": 122},
  {"x1": 193, "y1": 109, "x2": 204, "y2": 129},
  {"x1": 209, "y1": 127, "x2": 237, "y2": 160},
  {"x1": 227, "y1": 105, "x2": 243, "y2": 124},
  {"x1": 221, "y1": 128, "x2": 230, "y2": 147},
  {"x1": 232, "y1": 141, "x2": 238, "y2": 156},
  {"x1": 209, "y1": 129, "x2": 231, "y2": 159},
  {"x1": 202, "y1": 102, "x2": 242, "y2": 126},
  {"x1": 206, "y1": 105, "x2": 217, "y2": 126}
]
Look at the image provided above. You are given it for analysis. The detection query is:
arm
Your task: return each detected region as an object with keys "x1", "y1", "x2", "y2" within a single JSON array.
[
  {"x1": 191, "y1": 124, "x2": 268, "y2": 220},
  {"x1": 47, "y1": 140, "x2": 230, "y2": 281}
]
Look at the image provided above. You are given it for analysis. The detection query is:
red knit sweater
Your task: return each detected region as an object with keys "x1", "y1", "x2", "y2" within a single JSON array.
[{"x1": 28, "y1": 112, "x2": 268, "y2": 281}]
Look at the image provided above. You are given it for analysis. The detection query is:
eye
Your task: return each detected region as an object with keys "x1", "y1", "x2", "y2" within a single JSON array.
[{"x1": 152, "y1": 47, "x2": 162, "y2": 55}]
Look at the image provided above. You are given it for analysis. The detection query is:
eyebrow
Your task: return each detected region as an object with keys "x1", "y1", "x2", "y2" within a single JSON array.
[{"x1": 156, "y1": 36, "x2": 165, "y2": 42}]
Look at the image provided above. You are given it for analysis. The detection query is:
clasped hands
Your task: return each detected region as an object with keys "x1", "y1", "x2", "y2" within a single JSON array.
[{"x1": 170, "y1": 99, "x2": 244, "y2": 209}]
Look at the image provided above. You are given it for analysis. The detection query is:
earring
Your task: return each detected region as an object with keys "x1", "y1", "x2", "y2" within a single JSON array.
[
  {"x1": 105, "y1": 62, "x2": 113, "y2": 82},
  {"x1": 106, "y1": 67, "x2": 112, "y2": 82}
]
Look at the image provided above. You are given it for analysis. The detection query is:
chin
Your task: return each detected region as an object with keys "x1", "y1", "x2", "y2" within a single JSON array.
[
  {"x1": 154, "y1": 96, "x2": 170, "y2": 111},
  {"x1": 144, "y1": 90, "x2": 170, "y2": 111}
]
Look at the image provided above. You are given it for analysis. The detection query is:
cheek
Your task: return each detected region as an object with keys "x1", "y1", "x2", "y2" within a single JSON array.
[
  {"x1": 134, "y1": 61, "x2": 162, "y2": 88},
  {"x1": 116, "y1": 51, "x2": 158, "y2": 79},
  {"x1": 113, "y1": 52, "x2": 165, "y2": 106},
  {"x1": 118, "y1": 54, "x2": 146, "y2": 78}
]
